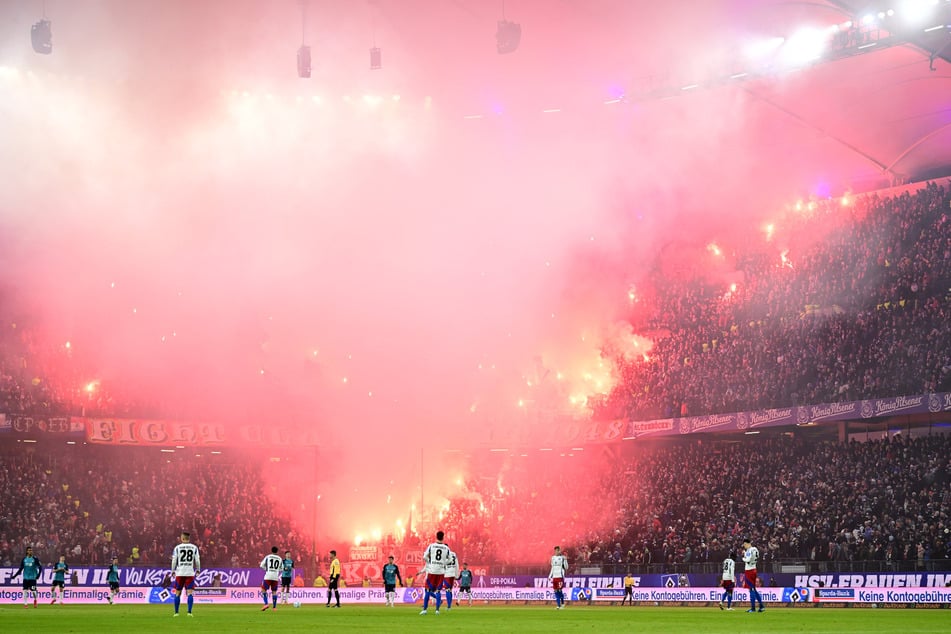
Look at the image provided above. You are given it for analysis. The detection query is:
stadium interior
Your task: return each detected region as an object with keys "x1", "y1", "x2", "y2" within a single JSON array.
[{"x1": 1, "y1": 0, "x2": 951, "y2": 589}]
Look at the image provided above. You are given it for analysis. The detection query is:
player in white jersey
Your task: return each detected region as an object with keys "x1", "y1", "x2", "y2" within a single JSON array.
[
  {"x1": 171, "y1": 532, "x2": 201, "y2": 617},
  {"x1": 742, "y1": 538, "x2": 764, "y2": 612},
  {"x1": 442, "y1": 550, "x2": 459, "y2": 609},
  {"x1": 719, "y1": 554, "x2": 736, "y2": 610},
  {"x1": 549, "y1": 545, "x2": 568, "y2": 609},
  {"x1": 419, "y1": 530, "x2": 451, "y2": 615},
  {"x1": 259, "y1": 546, "x2": 283, "y2": 611}
]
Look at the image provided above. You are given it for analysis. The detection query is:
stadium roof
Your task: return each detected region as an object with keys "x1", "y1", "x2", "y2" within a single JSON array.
[{"x1": 1, "y1": 0, "x2": 949, "y2": 195}]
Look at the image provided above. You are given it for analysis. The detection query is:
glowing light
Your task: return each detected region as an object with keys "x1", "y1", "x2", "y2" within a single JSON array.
[
  {"x1": 110, "y1": 282, "x2": 115, "y2": 288},
  {"x1": 371, "y1": 529, "x2": 382, "y2": 541},
  {"x1": 781, "y1": 250, "x2": 793, "y2": 268},
  {"x1": 542, "y1": 108, "x2": 561, "y2": 113},
  {"x1": 259, "y1": 369, "x2": 265, "y2": 375},
  {"x1": 680, "y1": 84, "x2": 699, "y2": 91},
  {"x1": 363, "y1": 94, "x2": 383, "y2": 107},
  {"x1": 899, "y1": 0, "x2": 937, "y2": 24},
  {"x1": 342, "y1": 377, "x2": 348, "y2": 384},
  {"x1": 354, "y1": 535, "x2": 363, "y2": 546},
  {"x1": 730, "y1": 283, "x2": 738, "y2": 293},
  {"x1": 764, "y1": 223, "x2": 775, "y2": 241},
  {"x1": 744, "y1": 36, "x2": 785, "y2": 61},
  {"x1": 707, "y1": 243, "x2": 723, "y2": 257},
  {"x1": 65, "y1": 341, "x2": 71, "y2": 349},
  {"x1": 841, "y1": 194, "x2": 851, "y2": 206},
  {"x1": 782, "y1": 28, "x2": 827, "y2": 64},
  {"x1": 392, "y1": 94, "x2": 401, "y2": 101},
  {"x1": 556, "y1": 372, "x2": 564, "y2": 381},
  {"x1": 132, "y1": 308, "x2": 137, "y2": 314},
  {"x1": 517, "y1": 399, "x2": 525, "y2": 408},
  {"x1": 456, "y1": 478, "x2": 463, "y2": 487},
  {"x1": 85, "y1": 382, "x2": 97, "y2": 393}
]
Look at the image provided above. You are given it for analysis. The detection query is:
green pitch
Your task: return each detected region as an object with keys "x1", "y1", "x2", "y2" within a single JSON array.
[{"x1": 1, "y1": 603, "x2": 948, "y2": 633}]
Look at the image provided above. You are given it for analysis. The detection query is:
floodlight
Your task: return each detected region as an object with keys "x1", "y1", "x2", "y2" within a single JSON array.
[
  {"x1": 496, "y1": 20, "x2": 521, "y2": 54},
  {"x1": 31, "y1": 19, "x2": 52, "y2": 55}
]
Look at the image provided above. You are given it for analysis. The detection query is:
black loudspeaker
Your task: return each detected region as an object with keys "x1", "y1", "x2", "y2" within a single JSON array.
[
  {"x1": 496, "y1": 20, "x2": 521, "y2": 54},
  {"x1": 32, "y1": 19, "x2": 52, "y2": 55}
]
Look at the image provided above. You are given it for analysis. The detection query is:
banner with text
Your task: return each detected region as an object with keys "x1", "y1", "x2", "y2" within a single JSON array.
[
  {"x1": 2, "y1": 586, "x2": 949, "y2": 605},
  {"x1": 82, "y1": 418, "x2": 319, "y2": 447}
]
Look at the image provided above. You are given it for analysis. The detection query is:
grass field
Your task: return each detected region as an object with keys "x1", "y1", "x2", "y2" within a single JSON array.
[{"x1": 1, "y1": 603, "x2": 949, "y2": 633}]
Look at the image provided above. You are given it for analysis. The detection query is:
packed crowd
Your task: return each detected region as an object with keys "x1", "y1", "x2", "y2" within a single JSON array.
[
  {"x1": 0, "y1": 444, "x2": 314, "y2": 570},
  {"x1": 2, "y1": 183, "x2": 950, "y2": 573},
  {"x1": 602, "y1": 182, "x2": 951, "y2": 420},
  {"x1": 437, "y1": 431, "x2": 951, "y2": 568},
  {"x1": 1, "y1": 430, "x2": 948, "y2": 571}
]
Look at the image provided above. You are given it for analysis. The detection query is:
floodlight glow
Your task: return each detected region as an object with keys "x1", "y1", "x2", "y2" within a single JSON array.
[
  {"x1": 782, "y1": 27, "x2": 827, "y2": 64},
  {"x1": 744, "y1": 36, "x2": 785, "y2": 61},
  {"x1": 900, "y1": 0, "x2": 938, "y2": 24}
]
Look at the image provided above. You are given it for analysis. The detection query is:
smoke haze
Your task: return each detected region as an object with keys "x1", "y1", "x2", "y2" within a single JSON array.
[{"x1": 0, "y1": 0, "x2": 931, "y2": 550}]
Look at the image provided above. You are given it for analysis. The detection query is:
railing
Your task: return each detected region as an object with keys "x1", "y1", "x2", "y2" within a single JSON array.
[{"x1": 484, "y1": 559, "x2": 951, "y2": 577}]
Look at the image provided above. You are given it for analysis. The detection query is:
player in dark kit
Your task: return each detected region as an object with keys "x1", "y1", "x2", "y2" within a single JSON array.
[
  {"x1": 382, "y1": 555, "x2": 403, "y2": 607},
  {"x1": 51, "y1": 555, "x2": 69, "y2": 604},
  {"x1": 106, "y1": 557, "x2": 121, "y2": 604},
  {"x1": 12, "y1": 546, "x2": 43, "y2": 608},
  {"x1": 458, "y1": 563, "x2": 474, "y2": 606},
  {"x1": 280, "y1": 551, "x2": 294, "y2": 604}
]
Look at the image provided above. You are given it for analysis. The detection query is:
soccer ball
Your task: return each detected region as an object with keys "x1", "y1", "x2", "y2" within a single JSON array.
[{"x1": 293, "y1": 601, "x2": 301, "y2": 608}]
